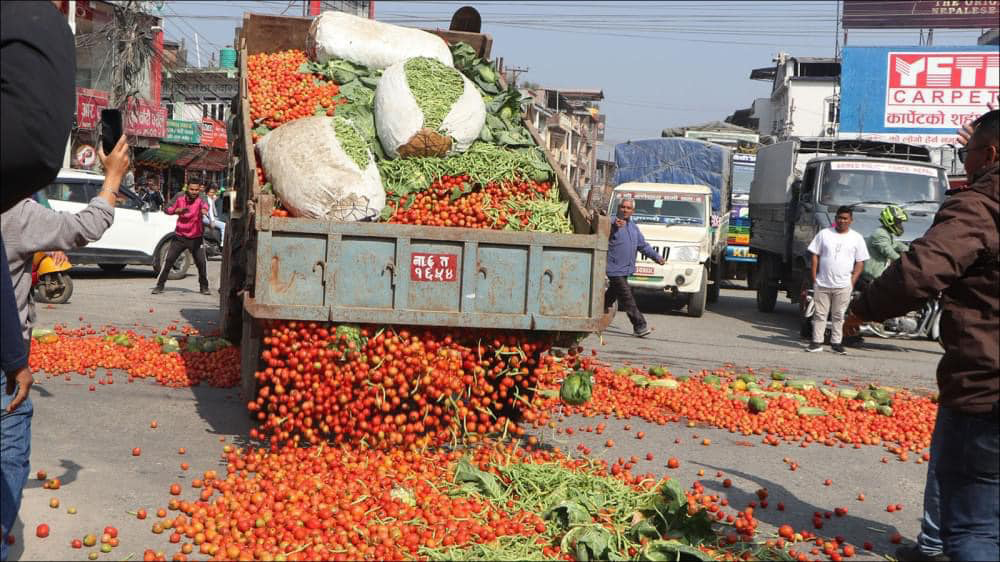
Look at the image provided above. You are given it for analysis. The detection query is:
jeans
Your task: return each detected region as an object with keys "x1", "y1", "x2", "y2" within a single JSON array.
[
  {"x1": 916, "y1": 411, "x2": 944, "y2": 556},
  {"x1": 812, "y1": 286, "x2": 852, "y2": 344},
  {"x1": 934, "y1": 404, "x2": 1000, "y2": 561},
  {"x1": 0, "y1": 372, "x2": 33, "y2": 562},
  {"x1": 604, "y1": 276, "x2": 646, "y2": 332},
  {"x1": 155, "y1": 235, "x2": 208, "y2": 290}
]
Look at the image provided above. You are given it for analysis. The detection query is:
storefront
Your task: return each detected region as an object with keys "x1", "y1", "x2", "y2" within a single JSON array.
[
  {"x1": 134, "y1": 117, "x2": 229, "y2": 199},
  {"x1": 73, "y1": 87, "x2": 167, "y2": 173}
]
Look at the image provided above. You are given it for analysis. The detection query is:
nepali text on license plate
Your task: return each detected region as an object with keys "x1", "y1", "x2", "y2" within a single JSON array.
[{"x1": 635, "y1": 265, "x2": 656, "y2": 276}]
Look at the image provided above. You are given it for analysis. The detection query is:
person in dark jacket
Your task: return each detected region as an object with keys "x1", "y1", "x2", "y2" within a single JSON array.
[
  {"x1": 850, "y1": 110, "x2": 1000, "y2": 562},
  {"x1": 0, "y1": 1, "x2": 76, "y2": 213},
  {"x1": 605, "y1": 198, "x2": 665, "y2": 337}
]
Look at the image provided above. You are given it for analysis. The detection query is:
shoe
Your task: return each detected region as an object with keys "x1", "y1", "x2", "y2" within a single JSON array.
[
  {"x1": 895, "y1": 544, "x2": 949, "y2": 562},
  {"x1": 806, "y1": 342, "x2": 823, "y2": 352},
  {"x1": 634, "y1": 327, "x2": 652, "y2": 338},
  {"x1": 831, "y1": 343, "x2": 847, "y2": 355},
  {"x1": 200, "y1": 287, "x2": 212, "y2": 295},
  {"x1": 151, "y1": 287, "x2": 164, "y2": 295}
]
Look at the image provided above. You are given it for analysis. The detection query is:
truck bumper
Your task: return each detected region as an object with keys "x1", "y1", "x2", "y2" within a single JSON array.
[{"x1": 627, "y1": 262, "x2": 704, "y2": 294}]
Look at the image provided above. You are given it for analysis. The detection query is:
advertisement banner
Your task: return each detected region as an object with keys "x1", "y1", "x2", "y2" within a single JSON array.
[
  {"x1": 200, "y1": 118, "x2": 228, "y2": 149},
  {"x1": 76, "y1": 88, "x2": 109, "y2": 130},
  {"x1": 840, "y1": 46, "x2": 999, "y2": 146},
  {"x1": 164, "y1": 119, "x2": 201, "y2": 144},
  {"x1": 842, "y1": 0, "x2": 999, "y2": 29},
  {"x1": 124, "y1": 98, "x2": 167, "y2": 139}
]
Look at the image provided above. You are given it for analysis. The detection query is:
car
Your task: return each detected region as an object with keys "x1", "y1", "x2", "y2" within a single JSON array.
[{"x1": 39, "y1": 168, "x2": 192, "y2": 279}]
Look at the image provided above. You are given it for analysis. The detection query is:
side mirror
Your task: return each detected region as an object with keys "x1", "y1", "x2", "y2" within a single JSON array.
[{"x1": 140, "y1": 201, "x2": 153, "y2": 213}]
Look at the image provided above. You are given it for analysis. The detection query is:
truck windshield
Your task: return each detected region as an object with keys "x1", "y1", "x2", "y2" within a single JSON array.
[
  {"x1": 818, "y1": 162, "x2": 945, "y2": 207},
  {"x1": 613, "y1": 194, "x2": 706, "y2": 225},
  {"x1": 732, "y1": 164, "x2": 755, "y2": 195}
]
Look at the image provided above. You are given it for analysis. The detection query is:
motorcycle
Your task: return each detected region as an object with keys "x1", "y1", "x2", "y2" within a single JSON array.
[
  {"x1": 203, "y1": 224, "x2": 223, "y2": 260},
  {"x1": 801, "y1": 286, "x2": 942, "y2": 343},
  {"x1": 32, "y1": 251, "x2": 73, "y2": 304}
]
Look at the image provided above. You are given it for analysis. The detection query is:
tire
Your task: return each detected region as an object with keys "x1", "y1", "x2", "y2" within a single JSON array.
[
  {"x1": 33, "y1": 272, "x2": 73, "y2": 304},
  {"x1": 687, "y1": 266, "x2": 708, "y2": 317},
  {"x1": 98, "y1": 263, "x2": 126, "y2": 273},
  {"x1": 756, "y1": 278, "x2": 777, "y2": 313},
  {"x1": 707, "y1": 262, "x2": 721, "y2": 303},
  {"x1": 155, "y1": 241, "x2": 192, "y2": 280},
  {"x1": 745, "y1": 267, "x2": 755, "y2": 290}
]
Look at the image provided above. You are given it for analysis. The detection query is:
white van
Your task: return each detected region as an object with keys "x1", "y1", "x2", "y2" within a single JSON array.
[{"x1": 39, "y1": 168, "x2": 191, "y2": 279}]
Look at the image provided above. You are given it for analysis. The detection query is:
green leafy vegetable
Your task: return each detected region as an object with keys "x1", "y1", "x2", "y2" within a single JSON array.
[{"x1": 560, "y1": 370, "x2": 594, "y2": 405}]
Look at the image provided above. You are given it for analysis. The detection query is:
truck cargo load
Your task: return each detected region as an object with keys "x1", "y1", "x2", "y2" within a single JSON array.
[{"x1": 613, "y1": 138, "x2": 731, "y2": 215}]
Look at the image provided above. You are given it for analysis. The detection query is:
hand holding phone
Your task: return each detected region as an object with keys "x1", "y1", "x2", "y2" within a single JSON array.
[{"x1": 100, "y1": 109, "x2": 123, "y2": 156}]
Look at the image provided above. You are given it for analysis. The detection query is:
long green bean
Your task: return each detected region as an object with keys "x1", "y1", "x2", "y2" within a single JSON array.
[
  {"x1": 332, "y1": 117, "x2": 371, "y2": 170},
  {"x1": 404, "y1": 57, "x2": 465, "y2": 131}
]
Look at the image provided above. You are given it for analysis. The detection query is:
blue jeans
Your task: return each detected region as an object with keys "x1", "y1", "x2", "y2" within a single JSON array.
[
  {"x1": 916, "y1": 412, "x2": 944, "y2": 556},
  {"x1": 934, "y1": 405, "x2": 1000, "y2": 561},
  {"x1": 0, "y1": 372, "x2": 33, "y2": 562}
]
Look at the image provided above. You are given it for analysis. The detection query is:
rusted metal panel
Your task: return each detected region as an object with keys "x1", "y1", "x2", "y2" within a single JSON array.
[
  {"x1": 474, "y1": 244, "x2": 528, "y2": 315},
  {"x1": 539, "y1": 248, "x2": 592, "y2": 318},
  {"x1": 266, "y1": 233, "x2": 327, "y2": 307},
  {"x1": 335, "y1": 237, "x2": 396, "y2": 309},
  {"x1": 406, "y1": 241, "x2": 463, "y2": 312}
]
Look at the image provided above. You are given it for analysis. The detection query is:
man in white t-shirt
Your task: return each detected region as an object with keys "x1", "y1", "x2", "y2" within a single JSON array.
[{"x1": 806, "y1": 206, "x2": 869, "y2": 354}]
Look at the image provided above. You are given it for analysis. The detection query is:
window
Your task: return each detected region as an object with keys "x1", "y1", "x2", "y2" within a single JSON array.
[
  {"x1": 44, "y1": 181, "x2": 95, "y2": 204},
  {"x1": 826, "y1": 101, "x2": 840, "y2": 124}
]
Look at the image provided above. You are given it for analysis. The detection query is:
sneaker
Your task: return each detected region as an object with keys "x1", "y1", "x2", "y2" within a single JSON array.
[
  {"x1": 200, "y1": 287, "x2": 212, "y2": 295},
  {"x1": 634, "y1": 327, "x2": 652, "y2": 338},
  {"x1": 895, "y1": 544, "x2": 949, "y2": 562},
  {"x1": 151, "y1": 287, "x2": 164, "y2": 295},
  {"x1": 831, "y1": 343, "x2": 847, "y2": 355},
  {"x1": 806, "y1": 342, "x2": 823, "y2": 352}
]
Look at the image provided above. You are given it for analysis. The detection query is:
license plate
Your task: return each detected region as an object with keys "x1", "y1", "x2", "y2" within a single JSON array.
[
  {"x1": 638, "y1": 246, "x2": 668, "y2": 262},
  {"x1": 635, "y1": 265, "x2": 656, "y2": 276}
]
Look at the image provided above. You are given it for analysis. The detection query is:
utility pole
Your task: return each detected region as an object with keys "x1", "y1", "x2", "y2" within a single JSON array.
[
  {"x1": 195, "y1": 32, "x2": 201, "y2": 68},
  {"x1": 505, "y1": 66, "x2": 529, "y2": 87}
]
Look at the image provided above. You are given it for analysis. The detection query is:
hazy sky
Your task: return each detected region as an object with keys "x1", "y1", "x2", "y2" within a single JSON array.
[{"x1": 158, "y1": 1, "x2": 987, "y2": 157}]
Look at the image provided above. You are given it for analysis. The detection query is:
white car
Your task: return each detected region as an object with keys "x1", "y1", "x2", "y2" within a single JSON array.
[{"x1": 40, "y1": 168, "x2": 192, "y2": 279}]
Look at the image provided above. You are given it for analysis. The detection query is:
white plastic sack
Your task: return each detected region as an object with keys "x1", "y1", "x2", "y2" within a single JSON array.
[
  {"x1": 308, "y1": 11, "x2": 453, "y2": 70},
  {"x1": 256, "y1": 116, "x2": 384, "y2": 221},
  {"x1": 374, "y1": 59, "x2": 486, "y2": 159}
]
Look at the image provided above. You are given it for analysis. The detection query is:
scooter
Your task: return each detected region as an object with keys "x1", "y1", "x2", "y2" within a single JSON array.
[{"x1": 32, "y1": 251, "x2": 74, "y2": 304}]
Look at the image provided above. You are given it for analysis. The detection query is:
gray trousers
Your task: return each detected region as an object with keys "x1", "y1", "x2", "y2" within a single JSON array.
[{"x1": 812, "y1": 286, "x2": 853, "y2": 344}]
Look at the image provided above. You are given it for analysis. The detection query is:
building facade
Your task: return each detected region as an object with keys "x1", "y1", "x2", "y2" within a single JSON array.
[
  {"x1": 522, "y1": 88, "x2": 605, "y2": 198},
  {"x1": 748, "y1": 53, "x2": 841, "y2": 140}
]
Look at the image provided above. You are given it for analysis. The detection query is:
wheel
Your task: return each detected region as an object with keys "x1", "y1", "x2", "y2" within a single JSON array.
[
  {"x1": 756, "y1": 278, "x2": 777, "y2": 312},
  {"x1": 745, "y1": 267, "x2": 755, "y2": 290},
  {"x1": 98, "y1": 263, "x2": 126, "y2": 273},
  {"x1": 32, "y1": 272, "x2": 73, "y2": 304},
  {"x1": 687, "y1": 266, "x2": 708, "y2": 317},
  {"x1": 707, "y1": 262, "x2": 721, "y2": 303},
  {"x1": 155, "y1": 241, "x2": 192, "y2": 280}
]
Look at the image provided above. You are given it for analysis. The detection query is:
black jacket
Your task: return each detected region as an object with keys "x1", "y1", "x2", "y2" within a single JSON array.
[
  {"x1": 1, "y1": 235, "x2": 28, "y2": 373},
  {"x1": 1, "y1": 1, "x2": 76, "y2": 212}
]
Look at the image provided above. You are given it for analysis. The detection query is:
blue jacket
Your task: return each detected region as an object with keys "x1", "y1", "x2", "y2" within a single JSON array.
[
  {"x1": 606, "y1": 219, "x2": 663, "y2": 277},
  {"x1": 1, "y1": 234, "x2": 28, "y2": 373}
]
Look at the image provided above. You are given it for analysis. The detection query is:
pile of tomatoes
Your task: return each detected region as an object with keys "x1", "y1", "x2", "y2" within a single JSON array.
[
  {"x1": 387, "y1": 177, "x2": 557, "y2": 230},
  {"x1": 29, "y1": 326, "x2": 240, "y2": 389},
  {"x1": 248, "y1": 321, "x2": 559, "y2": 449},
  {"x1": 246, "y1": 50, "x2": 342, "y2": 140},
  {"x1": 529, "y1": 360, "x2": 937, "y2": 454}
]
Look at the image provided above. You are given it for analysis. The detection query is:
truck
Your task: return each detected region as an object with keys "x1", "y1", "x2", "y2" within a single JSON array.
[
  {"x1": 220, "y1": 13, "x2": 611, "y2": 400},
  {"x1": 611, "y1": 138, "x2": 732, "y2": 317},
  {"x1": 749, "y1": 138, "x2": 949, "y2": 327},
  {"x1": 723, "y1": 152, "x2": 757, "y2": 287}
]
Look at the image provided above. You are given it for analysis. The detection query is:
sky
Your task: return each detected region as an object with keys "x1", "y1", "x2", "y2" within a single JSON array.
[{"x1": 157, "y1": 0, "x2": 988, "y2": 158}]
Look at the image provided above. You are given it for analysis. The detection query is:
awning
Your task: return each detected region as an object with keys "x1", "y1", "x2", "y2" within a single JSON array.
[
  {"x1": 174, "y1": 147, "x2": 207, "y2": 168},
  {"x1": 134, "y1": 142, "x2": 187, "y2": 165},
  {"x1": 186, "y1": 148, "x2": 229, "y2": 172}
]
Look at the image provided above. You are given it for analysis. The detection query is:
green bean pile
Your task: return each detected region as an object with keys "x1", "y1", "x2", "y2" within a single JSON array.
[
  {"x1": 332, "y1": 117, "x2": 371, "y2": 170},
  {"x1": 404, "y1": 57, "x2": 465, "y2": 131},
  {"x1": 501, "y1": 189, "x2": 573, "y2": 234},
  {"x1": 377, "y1": 142, "x2": 553, "y2": 196}
]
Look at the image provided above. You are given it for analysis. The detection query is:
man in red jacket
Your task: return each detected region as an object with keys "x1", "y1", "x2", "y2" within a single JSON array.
[
  {"x1": 851, "y1": 110, "x2": 999, "y2": 561},
  {"x1": 152, "y1": 182, "x2": 211, "y2": 295}
]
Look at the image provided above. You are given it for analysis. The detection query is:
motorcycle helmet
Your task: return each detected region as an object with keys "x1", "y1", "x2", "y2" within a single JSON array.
[{"x1": 879, "y1": 205, "x2": 908, "y2": 236}]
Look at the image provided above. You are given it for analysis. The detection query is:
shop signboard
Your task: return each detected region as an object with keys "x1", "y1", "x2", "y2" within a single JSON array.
[
  {"x1": 200, "y1": 118, "x2": 228, "y2": 149},
  {"x1": 76, "y1": 87, "x2": 109, "y2": 130},
  {"x1": 839, "y1": 46, "x2": 999, "y2": 146},
  {"x1": 842, "y1": 0, "x2": 999, "y2": 29},
  {"x1": 165, "y1": 119, "x2": 202, "y2": 144},
  {"x1": 124, "y1": 98, "x2": 167, "y2": 139}
]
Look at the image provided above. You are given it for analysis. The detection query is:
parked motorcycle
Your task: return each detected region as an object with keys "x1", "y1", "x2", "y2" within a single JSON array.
[
  {"x1": 32, "y1": 251, "x2": 73, "y2": 304},
  {"x1": 203, "y1": 224, "x2": 223, "y2": 260},
  {"x1": 801, "y1": 287, "x2": 942, "y2": 343}
]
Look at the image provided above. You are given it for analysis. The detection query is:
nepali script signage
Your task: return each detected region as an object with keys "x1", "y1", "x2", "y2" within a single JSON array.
[{"x1": 840, "y1": 46, "x2": 999, "y2": 146}]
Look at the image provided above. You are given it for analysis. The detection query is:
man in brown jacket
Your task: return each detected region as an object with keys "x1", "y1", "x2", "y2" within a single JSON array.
[{"x1": 851, "y1": 110, "x2": 999, "y2": 561}]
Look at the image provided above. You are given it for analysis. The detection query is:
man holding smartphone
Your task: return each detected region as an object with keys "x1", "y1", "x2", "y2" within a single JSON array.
[
  {"x1": 605, "y1": 198, "x2": 665, "y2": 338},
  {"x1": 152, "y1": 182, "x2": 211, "y2": 295}
]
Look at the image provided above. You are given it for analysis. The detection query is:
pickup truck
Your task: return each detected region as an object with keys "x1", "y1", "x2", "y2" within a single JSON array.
[{"x1": 219, "y1": 13, "x2": 610, "y2": 399}]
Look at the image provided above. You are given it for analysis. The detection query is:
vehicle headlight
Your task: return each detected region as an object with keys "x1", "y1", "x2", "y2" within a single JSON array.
[{"x1": 670, "y1": 246, "x2": 700, "y2": 262}]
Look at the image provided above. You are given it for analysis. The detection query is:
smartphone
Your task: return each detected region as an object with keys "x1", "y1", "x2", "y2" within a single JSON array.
[{"x1": 100, "y1": 109, "x2": 123, "y2": 155}]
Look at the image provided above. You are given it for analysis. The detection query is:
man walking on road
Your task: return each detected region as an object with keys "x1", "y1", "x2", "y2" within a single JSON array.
[
  {"x1": 806, "y1": 206, "x2": 869, "y2": 354},
  {"x1": 605, "y1": 198, "x2": 665, "y2": 338},
  {"x1": 152, "y1": 182, "x2": 211, "y2": 295},
  {"x1": 851, "y1": 110, "x2": 999, "y2": 562}
]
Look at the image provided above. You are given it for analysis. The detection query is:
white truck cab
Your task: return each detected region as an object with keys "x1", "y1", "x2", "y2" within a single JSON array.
[{"x1": 609, "y1": 182, "x2": 718, "y2": 317}]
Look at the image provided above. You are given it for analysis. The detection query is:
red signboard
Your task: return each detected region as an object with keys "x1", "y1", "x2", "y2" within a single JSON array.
[
  {"x1": 76, "y1": 87, "x2": 110, "y2": 130},
  {"x1": 124, "y1": 98, "x2": 167, "y2": 138},
  {"x1": 200, "y1": 118, "x2": 228, "y2": 149},
  {"x1": 886, "y1": 51, "x2": 1000, "y2": 128},
  {"x1": 843, "y1": 0, "x2": 999, "y2": 29},
  {"x1": 410, "y1": 253, "x2": 459, "y2": 282}
]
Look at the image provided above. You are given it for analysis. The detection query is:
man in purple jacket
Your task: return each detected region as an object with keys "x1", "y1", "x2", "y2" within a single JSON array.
[{"x1": 605, "y1": 198, "x2": 666, "y2": 337}]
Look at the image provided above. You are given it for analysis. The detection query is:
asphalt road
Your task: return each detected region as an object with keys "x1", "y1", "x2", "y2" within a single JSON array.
[{"x1": 10, "y1": 262, "x2": 940, "y2": 560}]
